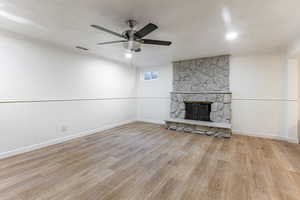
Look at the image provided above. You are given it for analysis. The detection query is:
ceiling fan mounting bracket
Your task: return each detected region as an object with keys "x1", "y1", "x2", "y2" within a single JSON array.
[{"x1": 126, "y1": 19, "x2": 137, "y2": 29}]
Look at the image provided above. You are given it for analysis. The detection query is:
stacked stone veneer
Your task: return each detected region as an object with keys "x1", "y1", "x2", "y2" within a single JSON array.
[
  {"x1": 167, "y1": 55, "x2": 232, "y2": 138},
  {"x1": 166, "y1": 122, "x2": 231, "y2": 138},
  {"x1": 173, "y1": 55, "x2": 230, "y2": 92}
]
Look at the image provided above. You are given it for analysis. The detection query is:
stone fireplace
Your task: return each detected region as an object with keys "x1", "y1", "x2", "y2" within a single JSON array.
[{"x1": 165, "y1": 55, "x2": 232, "y2": 138}]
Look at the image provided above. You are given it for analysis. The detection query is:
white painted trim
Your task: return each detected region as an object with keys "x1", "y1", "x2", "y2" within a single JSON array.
[
  {"x1": 233, "y1": 130, "x2": 299, "y2": 143},
  {"x1": 1, "y1": 119, "x2": 297, "y2": 160},
  {"x1": 137, "y1": 120, "x2": 299, "y2": 144},
  {"x1": 137, "y1": 97, "x2": 169, "y2": 99},
  {"x1": 136, "y1": 97, "x2": 297, "y2": 102},
  {"x1": 0, "y1": 119, "x2": 136, "y2": 160},
  {"x1": 285, "y1": 137, "x2": 299, "y2": 144},
  {"x1": 232, "y1": 98, "x2": 297, "y2": 102},
  {"x1": 0, "y1": 97, "x2": 137, "y2": 104},
  {"x1": 137, "y1": 119, "x2": 165, "y2": 125}
]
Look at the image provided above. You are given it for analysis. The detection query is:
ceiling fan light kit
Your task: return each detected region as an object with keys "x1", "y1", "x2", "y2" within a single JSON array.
[{"x1": 90, "y1": 19, "x2": 172, "y2": 54}]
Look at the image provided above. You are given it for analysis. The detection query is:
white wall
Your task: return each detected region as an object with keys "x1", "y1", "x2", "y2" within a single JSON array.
[
  {"x1": 0, "y1": 30, "x2": 137, "y2": 158},
  {"x1": 287, "y1": 37, "x2": 300, "y2": 58},
  {"x1": 287, "y1": 37, "x2": 300, "y2": 142},
  {"x1": 136, "y1": 65, "x2": 172, "y2": 124},
  {"x1": 298, "y1": 56, "x2": 300, "y2": 141},
  {"x1": 230, "y1": 56, "x2": 297, "y2": 142},
  {"x1": 1, "y1": 30, "x2": 298, "y2": 159},
  {"x1": 136, "y1": 55, "x2": 299, "y2": 143}
]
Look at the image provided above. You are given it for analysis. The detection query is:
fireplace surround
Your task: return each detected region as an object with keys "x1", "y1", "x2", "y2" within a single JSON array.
[
  {"x1": 171, "y1": 91, "x2": 231, "y2": 123},
  {"x1": 165, "y1": 55, "x2": 232, "y2": 138}
]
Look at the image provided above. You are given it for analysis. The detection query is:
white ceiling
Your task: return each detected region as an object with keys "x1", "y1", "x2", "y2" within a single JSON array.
[{"x1": 0, "y1": 0, "x2": 299, "y2": 66}]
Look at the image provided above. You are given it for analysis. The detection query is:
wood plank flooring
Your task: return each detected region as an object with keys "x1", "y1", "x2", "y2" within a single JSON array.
[{"x1": 0, "y1": 122, "x2": 300, "y2": 200}]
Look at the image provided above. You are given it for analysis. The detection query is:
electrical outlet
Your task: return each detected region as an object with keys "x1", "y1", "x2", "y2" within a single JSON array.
[{"x1": 61, "y1": 125, "x2": 68, "y2": 132}]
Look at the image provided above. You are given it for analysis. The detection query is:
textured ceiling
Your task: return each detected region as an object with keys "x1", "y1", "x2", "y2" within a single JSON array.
[{"x1": 0, "y1": 0, "x2": 299, "y2": 66}]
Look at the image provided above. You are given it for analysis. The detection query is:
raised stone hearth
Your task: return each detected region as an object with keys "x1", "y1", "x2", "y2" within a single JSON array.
[
  {"x1": 165, "y1": 118, "x2": 231, "y2": 138},
  {"x1": 166, "y1": 55, "x2": 232, "y2": 138}
]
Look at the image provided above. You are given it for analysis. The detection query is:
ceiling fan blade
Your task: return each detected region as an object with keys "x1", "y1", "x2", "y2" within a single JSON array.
[
  {"x1": 97, "y1": 40, "x2": 127, "y2": 45},
  {"x1": 76, "y1": 46, "x2": 89, "y2": 50},
  {"x1": 134, "y1": 48, "x2": 141, "y2": 52},
  {"x1": 135, "y1": 23, "x2": 158, "y2": 38},
  {"x1": 91, "y1": 25, "x2": 124, "y2": 38},
  {"x1": 142, "y1": 39, "x2": 172, "y2": 46}
]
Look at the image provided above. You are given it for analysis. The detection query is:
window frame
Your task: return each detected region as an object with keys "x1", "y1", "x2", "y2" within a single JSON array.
[{"x1": 142, "y1": 71, "x2": 159, "y2": 81}]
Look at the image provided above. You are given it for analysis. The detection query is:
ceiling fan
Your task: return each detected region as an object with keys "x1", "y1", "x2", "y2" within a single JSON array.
[{"x1": 90, "y1": 19, "x2": 172, "y2": 53}]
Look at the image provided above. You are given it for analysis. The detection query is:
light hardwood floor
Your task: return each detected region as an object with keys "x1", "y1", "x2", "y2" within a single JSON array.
[{"x1": 0, "y1": 122, "x2": 300, "y2": 200}]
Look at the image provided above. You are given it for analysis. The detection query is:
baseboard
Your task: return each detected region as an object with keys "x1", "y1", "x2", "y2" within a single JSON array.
[
  {"x1": 136, "y1": 121, "x2": 299, "y2": 144},
  {"x1": 0, "y1": 119, "x2": 136, "y2": 160},
  {"x1": 285, "y1": 137, "x2": 299, "y2": 144},
  {"x1": 233, "y1": 130, "x2": 299, "y2": 144},
  {"x1": 137, "y1": 118, "x2": 165, "y2": 125}
]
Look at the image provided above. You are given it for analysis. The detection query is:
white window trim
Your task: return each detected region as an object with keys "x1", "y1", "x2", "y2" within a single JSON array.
[{"x1": 141, "y1": 72, "x2": 159, "y2": 81}]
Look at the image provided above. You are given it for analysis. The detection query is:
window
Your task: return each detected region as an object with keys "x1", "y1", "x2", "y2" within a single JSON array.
[{"x1": 143, "y1": 72, "x2": 158, "y2": 81}]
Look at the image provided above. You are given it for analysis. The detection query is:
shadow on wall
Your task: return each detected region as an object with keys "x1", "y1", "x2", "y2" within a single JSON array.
[
  {"x1": 298, "y1": 55, "x2": 300, "y2": 143},
  {"x1": 298, "y1": 120, "x2": 300, "y2": 143}
]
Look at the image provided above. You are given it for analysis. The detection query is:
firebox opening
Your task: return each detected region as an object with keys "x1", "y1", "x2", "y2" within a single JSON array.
[{"x1": 184, "y1": 101, "x2": 212, "y2": 121}]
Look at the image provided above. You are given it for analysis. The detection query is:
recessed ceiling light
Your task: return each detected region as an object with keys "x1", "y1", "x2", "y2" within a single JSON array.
[
  {"x1": 226, "y1": 32, "x2": 238, "y2": 41},
  {"x1": 125, "y1": 52, "x2": 133, "y2": 59}
]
